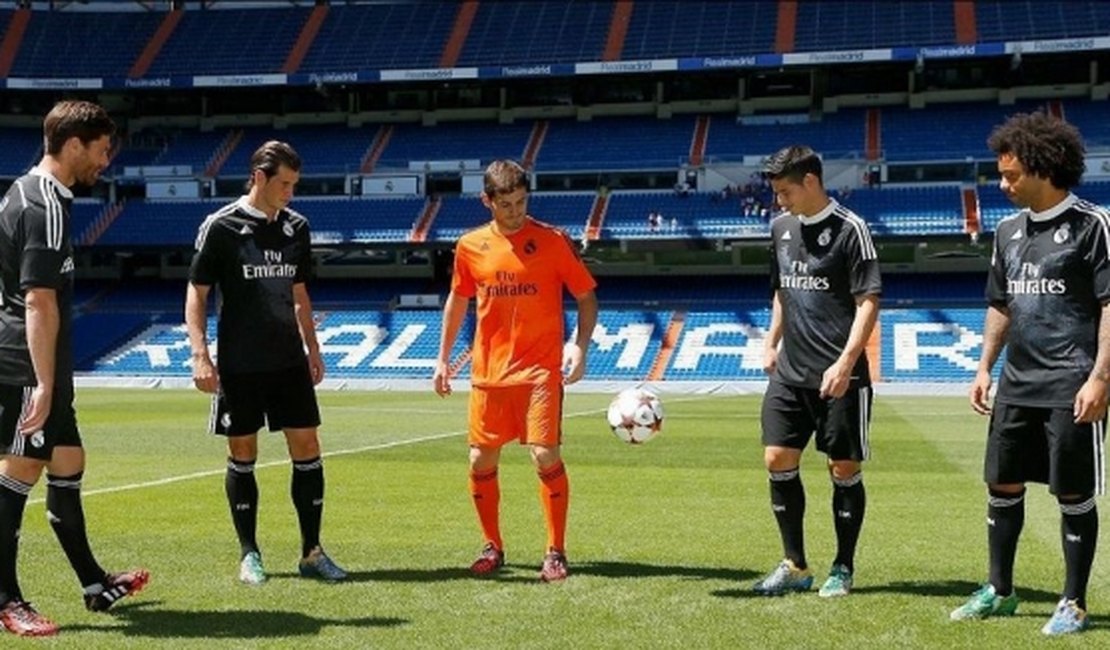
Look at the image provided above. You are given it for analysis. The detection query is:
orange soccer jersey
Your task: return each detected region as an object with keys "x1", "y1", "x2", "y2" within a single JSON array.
[{"x1": 451, "y1": 217, "x2": 596, "y2": 387}]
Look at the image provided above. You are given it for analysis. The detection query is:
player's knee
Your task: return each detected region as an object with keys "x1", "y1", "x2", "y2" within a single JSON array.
[
  {"x1": 0, "y1": 456, "x2": 46, "y2": 485},
  {"x1": 987, "y1": 482, "x2": 1025, "y2": 496},
  {"x1": 827, "y1": 460, "x2": 860, "y2": 481},
  {"x1": 469, "y1": 445, "x2": 499, "y2": 472},
  {"x1": 764, "y1": 446, "x2": 799, "y2": 471},
  {"x1": 530, "y1": 444, "x2": 561, "y2": 470}
]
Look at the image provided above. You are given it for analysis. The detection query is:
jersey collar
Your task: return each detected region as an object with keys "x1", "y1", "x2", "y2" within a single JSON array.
[
  {"x1": 1027, "y1": 193, "x2": 1077, "y2": 222},
  {"x1": 28, "y1": 166, "x2": 74, "y2": 199},
  {"x1": 796, "y1": 198, "x2": 838, "y2": 226},
  {"x1": 236, "y1": 195, "x2": 279, "y2": 222}
]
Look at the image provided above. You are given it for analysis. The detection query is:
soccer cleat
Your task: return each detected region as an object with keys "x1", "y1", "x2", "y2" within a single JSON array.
[
  {"x1": 0, "y1": 600, "x2": 58, "y2": 637},
  {"x1": 1041, "y1": 598, "x2": 1089, "y2": 636},
  {"x1": 752, "y1": 559, "x2": 813, "y2": 596},
  {"x1": 539, "y1": 548, "x2": 568, "y2": 582},
  {"x1": 470, "y1": 542, "x2": 505, "y2": 576},
  {"x1": 239, "y1": 551, "x2": 267, "y2": 585},
  {"x1": 818, "y1": 563, "x2": 853, "y2": 598},
  {"x1": 949, "y1": 584, "x2": 1019, "y2": 620},
  {"x1": 298, "y1": 546, "x2": 348, "y2": 582},
  {"x1": 84, "y1": 568, "x2": 151, "y2": 612}
]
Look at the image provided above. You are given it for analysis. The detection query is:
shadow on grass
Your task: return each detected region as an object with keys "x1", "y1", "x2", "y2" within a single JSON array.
[
  {"x1": 712, "y1": 579, "x2": 1064, "y2": 602},
  {"x1": 573, "y1": 561, "x2": 760, "y2": 582},
  {"x1": 271, "y1": 562, "x2": 760, "y2": 584},
  {"x1": 68, "y1": 601, "x2": 407, "y2": 638}
]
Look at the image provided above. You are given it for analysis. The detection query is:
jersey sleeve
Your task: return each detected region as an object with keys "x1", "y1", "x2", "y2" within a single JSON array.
[
  {"x1": 450, "y1": 242, "x2": 477, "y2": 298},
  {"x1": 985, "y1": 221, "x2": 1009, "y2": 306},
  {"x1": 1084, "y1": 211, "x2": 1110, "y2": 304},
  {"x1": 19, "y1": 201, "x2": 65, "y2": 292},
  {"x1": 768, "y1": 222, "x2": 782, "y2": 295},
  {"x1": 556, "y1": 231, "x2": 596, "y2": 296},
  {"x1": 189, "y1": 214, "x2": 222, "y2": 286},
  {"x1": 846, "y1": 221, "x2": 882, "y2": 297},
  {"x1": 294, "y1": 221, "x2": 312, "y2": 284}
]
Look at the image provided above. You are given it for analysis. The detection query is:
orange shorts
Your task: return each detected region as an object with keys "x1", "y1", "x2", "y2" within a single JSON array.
[{"x1": 468, "y1": 381, "x2": 563, "y2": 448}]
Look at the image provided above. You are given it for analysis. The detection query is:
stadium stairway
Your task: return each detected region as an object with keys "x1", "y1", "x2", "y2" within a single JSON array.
[
  {"x1": 585, "y1": 193, "x2": 609, "y2": 241},
  {"x1": 204, "y1": 129, "x2": 243, "y2": 178},
  {"x1": 774, "y1": 0, "x2": 798, "y2": 53},
  {"x1": 0, "y1": 7, "x2": 29, "y2": 77},
  {"x1": 130, "y1": 8, "x2": 182, "y2": 78},
  {"x1": 689, "y1": 115, "x2": 709, "y2": 166},
  {"x1": 410, "y1": 196, "x2": 441, "y2": 243},
  {"x1": 282, "y1": 3, "x2": 329, "y2": 74},
  {"x1": 440, "y1": 0, "x2": 479, "y2": 68},
  {"x1": 603, "y1": 0, "x2": 633, "y2": 61}
]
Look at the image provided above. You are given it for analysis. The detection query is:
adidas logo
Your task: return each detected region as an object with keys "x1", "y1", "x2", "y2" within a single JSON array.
[
  {"x1": 771, "y1": 504, "x2": 786, "y2": 512},
  {"x1": 312, "y1": 498, "x2": 324, "y2": 506},
  {"x1": 781, "y1": 231, "x2": 792, "y2": 241},
  {"x1": 837, "y1": 510, "x2": 852, "y2": 519},
  {"x1": 1066, "y1": 533, "x2": 1082, "y2": 543},
  {"x1": 986, "y1": 517, "x2": 996, "y2": 527},
  {"x1": 1010, "y1": 229, "x2": 1022, "y2": 240},
  {"x1": 240, "y1": 225, "x2": 254, "y2": 236},
  {"x1": 234, "y1": 503, "x2": 252, "y2": 511}
]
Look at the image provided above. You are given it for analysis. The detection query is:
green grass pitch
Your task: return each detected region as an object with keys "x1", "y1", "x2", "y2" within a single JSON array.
[{"x1": 6, "y1": 388, "x2": 1107, "y2": 648}]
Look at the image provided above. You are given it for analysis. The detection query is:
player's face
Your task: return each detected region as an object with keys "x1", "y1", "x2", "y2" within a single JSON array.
[
  {"x1": 482, "y1": 187, "x2": 529, "y2": 235},
  {"x1": 770, "y1": 175, "x2": 819, "y2": 216},
  {"x1": 255, "y1": 165, "x2": 299, "y2": 215},
  {"x1": 997, "y1": 152, "x2": 1046, "y2": 210},
  {"x1": 72, "y1": 135, "x2": 111, "y2": 187}
]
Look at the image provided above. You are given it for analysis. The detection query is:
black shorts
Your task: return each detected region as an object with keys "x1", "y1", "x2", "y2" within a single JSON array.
[
  {"x1": 210, "y1": 365, "x2": 321, "y2": 437},
  {"x1": 985, "y1": 402, "x2": 1106, "y2": 495},
  {"x1": 760, "y1": 380, "x2": 872, "y2": 461},
  {"x1": 0, "y1": 384, "x2": 82, "y2": 461}
]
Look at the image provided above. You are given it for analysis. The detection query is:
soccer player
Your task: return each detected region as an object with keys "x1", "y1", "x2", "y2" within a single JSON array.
[
  {"x1": 950, "y1": 112, "x2": 1108, "y2": 636},
  {"x1": 185, "y1": 141, "x2": 346, "y2": 585},
  {"x1": 752, "y1": 145, "x2": 881, "y2": 598},
  {"x1": 0, "y1": 101, "x2": 149, "y2": 637},
  {"x1": 433, "y1": 159, "x2": 597, "y2": 582}
]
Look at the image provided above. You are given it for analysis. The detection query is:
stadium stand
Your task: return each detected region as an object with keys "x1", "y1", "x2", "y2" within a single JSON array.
[
  {"x1": 146, "y1": 7, "x2": 307, "y2": 76},
  {"x1": 10, "y1": 10, "x2": 160, "y2": 78},
  {"x1": 794, "y1": 1, "x2": 956, "y2": 52},
  {"x1": 377, "y1": 121, "x2": 534, "y2": 171},
  {"x1": 299, "y1": 2, "x2": 456, "y2": 72},
  {"x1": 620, "y1": 0, "x2": 777, "y2": 60},
  {"x1": 0, "y1": 127, "x2": 40, "y2": 177},
  {"x1": 974, "y1": 0, "x2": 1110, "y2": 43},
  {"x1": 457, "y1": 0, "x2": 612, "y2": 66},
  {"x1": 536, "y1": 116, "x2": 696, "y2": 171}
]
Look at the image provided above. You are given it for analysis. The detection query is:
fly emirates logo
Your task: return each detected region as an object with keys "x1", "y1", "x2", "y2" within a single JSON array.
[
  {"x1": 780, "y1": 261, "x2": 830, "y2": 291},
  {"x1": 1008, "y1": 262, "x2": 1066, "y2": 295},
  {"x1": 243, "y1": 249, "x2": 297, "y2": 280},
  {"x1": 484, "y1": 270, "x2": 539, "y2": 298}
]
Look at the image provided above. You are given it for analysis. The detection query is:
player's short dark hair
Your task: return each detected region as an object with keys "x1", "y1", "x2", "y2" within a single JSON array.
[
  {"x1": 483, "y1": 159, "x2": 529, "y2": 197},
  {"x1": 43, "y1": 100, "x2": 115, "y2": 156},
  {"x1": 248, "y1": 140, "x2": 302, "y2": 187},
  {"x1": 987, "y1": 112, "x2": 1085, "y2": 190},
  {"x1": 762, "y1": 145, "x2": 823, "y2": 185}
]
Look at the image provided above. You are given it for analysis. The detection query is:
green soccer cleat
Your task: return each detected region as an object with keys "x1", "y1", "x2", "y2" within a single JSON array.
[
  {"x1": 1041, "y1": 598, "x2": 1089, "y2": 636},
  {"x1": 752, "y1": 559, "x2": 813, "y2": 596},
  {"x1": 818, "y1": 564, "x2": 853, "y2": 598},
  {"x1": 949, "y1": 584, "x2": 1019, "y2": 620},
  {"x1": 298, "y1": 546, "x2": 348, "y2": 582},
  {"x1": 238, "y1": 551, "x2": 266, "y2": 585}
]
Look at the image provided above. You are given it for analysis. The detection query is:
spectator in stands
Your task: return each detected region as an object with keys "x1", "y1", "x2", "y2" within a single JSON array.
[
  {"x1": 185, "y1": 140, "x2": 346, "y2": 586},
  {"x1": 647, "y1": 211, "x2": 661, "y2": 232},
  {"x1": 0, "y1": 100, "x2": 149, "y2": 638},
  {"x1": 953, "y1": 112, "x2": 1108, "y2": 636},
  {"x1": 433, "y1": 159, "x2": 597, "y2": 583},
  {"x1": 752, "y1": 145, "x2": 881, "y2": 599}
]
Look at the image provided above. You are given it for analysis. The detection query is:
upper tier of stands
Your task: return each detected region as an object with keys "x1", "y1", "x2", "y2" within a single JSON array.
[{"x1": 1, "y1": 2, "x2": 1109, "y2": 78}]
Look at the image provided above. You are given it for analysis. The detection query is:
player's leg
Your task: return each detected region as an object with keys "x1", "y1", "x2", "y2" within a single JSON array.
[
  {"x1": 467, "y1": 384, "x2": 513, "y2": 575},
  {"x1": 753, "y1": 381, "x2": 813, "y2": 595},
  {"x1": 215, "y1": 374, "x2": 268, "y2": 584},
  {"x1": 951, "y1": 403, "x2": 1030, "y2": 620},
  {"x1": 1040, "y1": 410, "x2": 1102, "y2": 635},
  {"x1": 817, "y1": 384, "x2": 871, "y2": 597},
  {"x1": 527, "y1": 381, "x2": 568, "y2": 582}
]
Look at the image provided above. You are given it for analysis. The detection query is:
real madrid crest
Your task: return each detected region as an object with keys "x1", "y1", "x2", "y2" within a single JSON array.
[
  {"x1": 282, "y1": 222, "x2": 294, "y2": 237},
  {"x1": 817, "y1": 227, "x2": 832, "y2": 247},
  {"x1": 1053, "y1": 223, "x2": 1069, "y2": 245}
]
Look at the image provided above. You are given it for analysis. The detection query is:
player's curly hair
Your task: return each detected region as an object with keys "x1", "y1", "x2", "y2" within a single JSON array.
[
  {"x1": 762, "y1": 145, "x2": 823, "y2": 186},
  {"x1": 483, "y1": 159, "x2": 529, "y2": 197},
  {"x1": 987, "y1": 111, "x2": 1085, "y2": 190}
]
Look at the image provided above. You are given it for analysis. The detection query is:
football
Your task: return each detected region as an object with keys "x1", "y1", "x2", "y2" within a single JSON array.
[{"x1": 606, "y1": 387, "x2": 664, "y2": 444}]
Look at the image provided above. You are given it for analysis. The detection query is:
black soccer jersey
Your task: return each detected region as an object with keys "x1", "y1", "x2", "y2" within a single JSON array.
[
  {"x1": 0, "y1": 169, "x2": 76, "y2": 390},
  {"x1": 189, "y1": 197, "x2": 313, "y2": 374},
  {"x1": 769, "y1": 199, "x2": 882, "y2": 388},
  {"x1": 987, "y1": 194, "x2": 1110, "y2": 408}
]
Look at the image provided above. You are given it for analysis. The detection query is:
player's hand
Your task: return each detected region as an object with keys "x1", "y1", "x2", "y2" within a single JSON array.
[
  {"x1": 17, "y1": 383, "x2": 51, "y2": 435},
  {"x1": 307, "y1": 348, "x2": 325, "y2": 386},
  {"x1": 969, "y1": 370, "x2": 993, "y2": 415},
  {"x1": 762, "y1": 345, "x2": 778, "y2": 375},
  {"x1": 433, "y1": 362, "x2": 452, "y2": 397},
  {"x1": 563, "y1": 343, "x2": 586, "y2": 385},
  {"x1": 1073, "y1": 378, "x2": 1109, "y2": 424},
  {"x1": 192, "y1": 354, "x2": 219, "y2": 394},
  {"x1": 819, "y1": 360, "x2": 851, "y2": 399}
]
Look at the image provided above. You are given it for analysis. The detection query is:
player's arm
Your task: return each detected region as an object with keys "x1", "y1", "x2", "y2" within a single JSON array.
[
  {"x1": 434, "y1": 290, "x2": 470, "y2": 396},
  {"x1": 293, "y1": 282, "x2": 324, "y2": 385},
  {"x1": 19, "y1": 287, "x2": 58, "y2": 434},
  {"x1": 1074, "y1": 302, "x2": 1110, "y2": 423},
  {"x1": 820, "y1": 292, "x2": 879, "y2": 399},
  {"x1": 970, "y1": 304, "x2": 1011, "y2": 415},
  {"x1": 563, "y1": 289, "x2": 597, "y2": 385},
  {"x1": 185, "y1": 282, "x2": 218, "y2": 393},
  {"x1": 763, "y1": 291, "x2": 784, "y2": 374}
]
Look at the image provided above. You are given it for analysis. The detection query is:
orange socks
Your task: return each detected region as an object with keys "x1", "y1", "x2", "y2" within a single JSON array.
[
  {"x1": 538, "y1": 461, "x2": 569, "y2": 552},
  {"x1": 469, "y1": 468, "x2": 502, "y2": 550}
]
